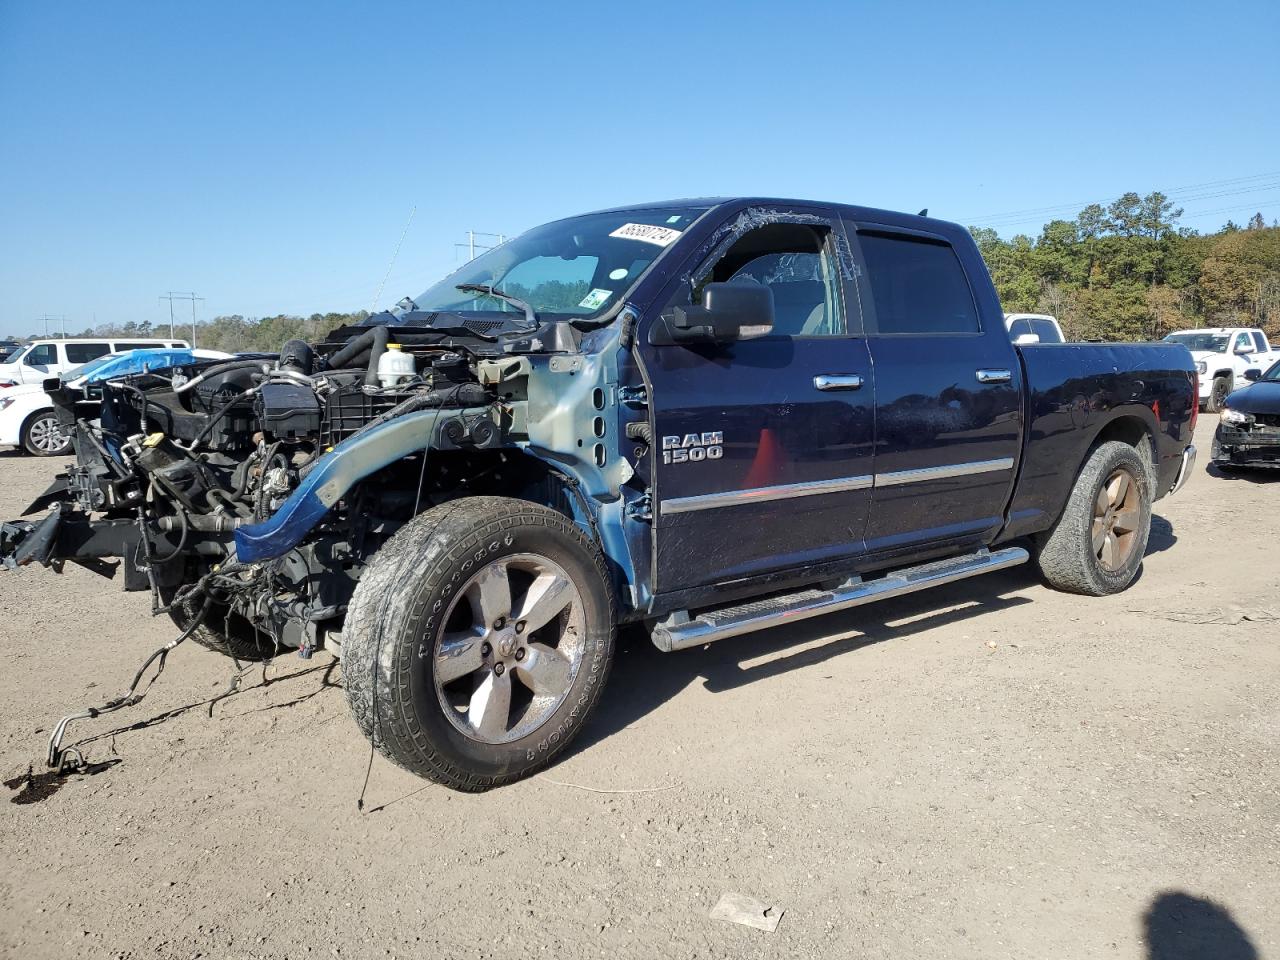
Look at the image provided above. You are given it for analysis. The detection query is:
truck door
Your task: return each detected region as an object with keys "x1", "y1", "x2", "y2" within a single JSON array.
[
  {"x1": 638, "y1": 207, "x2": 875, "y2": 594},
  {"x1": 846, "y1": 222, "x2": 1023, "y2": 556}
]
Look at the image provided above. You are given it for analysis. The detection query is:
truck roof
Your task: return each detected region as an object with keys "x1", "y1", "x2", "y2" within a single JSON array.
[{"x1": 581, "y1": 197, "x2": 959, "y2": 234}]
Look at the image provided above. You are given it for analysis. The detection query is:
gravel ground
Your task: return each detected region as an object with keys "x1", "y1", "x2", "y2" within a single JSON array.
[{"x1": 1, "y1": 415, "x2": 1276, "y2": 960}]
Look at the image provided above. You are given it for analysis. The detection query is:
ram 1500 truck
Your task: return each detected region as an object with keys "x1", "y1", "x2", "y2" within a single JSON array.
[{"x1": 1, "y1": 199, "x2": 1198, "y2": 791}]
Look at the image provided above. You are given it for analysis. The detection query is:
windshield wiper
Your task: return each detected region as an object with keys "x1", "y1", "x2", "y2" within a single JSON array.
[{"x1": 455, "y1": 284, "x2": 538, "y2": 331}]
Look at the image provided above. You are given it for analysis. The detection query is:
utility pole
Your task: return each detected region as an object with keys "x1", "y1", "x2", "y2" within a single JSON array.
[
  {"x1": 38, "y1": 315, "x2": 61, "y2": 338},
  {"x1": 454, "y1": 231, "x2": 506, "y2": 262},
  {"x1": 159, "y1": 294, "x2": 177, "y2": 337},
  {"x1": 160, "y1": 292, "x2": 204, "y2": 346}
]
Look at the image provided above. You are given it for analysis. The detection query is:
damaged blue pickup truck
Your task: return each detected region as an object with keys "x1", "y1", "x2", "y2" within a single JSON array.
[{"x1": 1, "y1": 198, "x2": 1198, "y2": 790}]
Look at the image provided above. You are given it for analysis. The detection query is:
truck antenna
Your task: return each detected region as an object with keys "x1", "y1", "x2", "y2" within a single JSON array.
[{"x1": 371, "y1": 205, "x2": 417, "y2": 312}]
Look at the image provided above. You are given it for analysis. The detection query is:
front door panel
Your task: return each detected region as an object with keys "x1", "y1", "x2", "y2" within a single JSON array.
[
  {"x1": 647, "y1": 336, "x2": 875, "y2": 592},
  {"x1": 639, "y1": 207, "x2": 875, "y2": 593}
]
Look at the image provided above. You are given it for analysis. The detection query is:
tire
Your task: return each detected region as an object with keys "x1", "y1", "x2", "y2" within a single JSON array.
[
  {"x1": 21, "y1": 410, "x2": 72, "y2": 456},
  {"x1": 1036, "y1": 441, "x2": 1152, "y2": 596},
  {"x1": 1206, "y1": 376, "x2": 1231, "y2": 413},
  {"x1": 342, "y1": 496, "x2": 616, "y2": 791},
  {"x1": 160, "y1": 575, "x2": 282, "y2": 662}
]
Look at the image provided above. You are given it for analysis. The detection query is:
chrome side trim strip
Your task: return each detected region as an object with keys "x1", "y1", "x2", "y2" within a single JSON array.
[
  {"x1": 875, "y1": 457, "x2": 1015, "y2": 487},
  {"x1": 658, "y1": 457, "x2": 1015, "y2": 514},
  {"x1": 660, "y1": 474, "x2": 874, "y2": 514}
]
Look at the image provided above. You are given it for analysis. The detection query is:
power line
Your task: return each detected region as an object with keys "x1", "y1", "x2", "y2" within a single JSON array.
[{"x1": 957, "y1": 169, "x2": 1280, "y2": 226}]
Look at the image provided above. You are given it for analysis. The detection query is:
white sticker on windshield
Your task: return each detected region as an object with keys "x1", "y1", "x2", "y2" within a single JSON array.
[
  {"x1": 609, "y1": 222, "x2": 682, "y2": 247},
  {"x1": 579, "y1": 288, "x2": 612, "y2": 310}
]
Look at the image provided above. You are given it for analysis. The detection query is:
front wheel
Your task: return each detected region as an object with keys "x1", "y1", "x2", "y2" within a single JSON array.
[
  {"x1": 1035, "y1": 441, "x2": 1152, "y2": 596},
  {"x1": 1206, "y1": 376, "x2": 1231, "y2": 413},
  {"x1": 342, "y1": 497, "x2": 616, "y2": 791},
  {"x1": 22, "y1": 410, "x2": 72, "y2": 456}
]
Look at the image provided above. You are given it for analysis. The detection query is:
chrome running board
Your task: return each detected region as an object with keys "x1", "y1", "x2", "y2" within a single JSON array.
[{"x1": 650, "y1": 546, "x2": 1029, "y2": 652}]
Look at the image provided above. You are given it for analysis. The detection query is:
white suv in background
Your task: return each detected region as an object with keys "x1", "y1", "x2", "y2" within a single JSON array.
[
  {"x1": 1163, "y1": 327, "x2": 1279, "y2": 411},
  {"x1": 0, "y1": 337, "x2": 189, "y2": 387}
]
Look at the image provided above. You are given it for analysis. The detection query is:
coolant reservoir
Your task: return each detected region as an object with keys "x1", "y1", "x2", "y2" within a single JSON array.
[{"x1": 377, "y1": 343, "x2": 415, "y2": 388}]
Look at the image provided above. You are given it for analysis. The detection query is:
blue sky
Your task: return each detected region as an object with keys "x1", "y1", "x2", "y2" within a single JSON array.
[{"x1": 1, "y1": 0, "x2": 1278, "y2": 336}]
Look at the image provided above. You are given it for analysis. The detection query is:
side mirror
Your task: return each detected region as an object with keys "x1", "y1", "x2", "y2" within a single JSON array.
[
  {"x1": 1243, "y1": 368, "x2": 1262, "y2": 382},
  {"x1": 652, "y1": 282, "x2": 775, "y2": 345},
  {"x1": 1013, "y1": 333, "x2": 1041, "y2": 345},
  {"x1": 1235, "y1": 344, "x2": 1253, "y2": 355}
]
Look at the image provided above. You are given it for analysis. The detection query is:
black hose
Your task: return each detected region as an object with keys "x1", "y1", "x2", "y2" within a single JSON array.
[
  {"x1": 364, "y1": 324, "x2": 391, "y2": 387},
  {"x1": 187, "y1": 387, "x2": 256, "y2": 450},
  {"x1": 323, "y1": 329, "x2": 376, "y2": 371},
  {"x1": 148, "y1": 506, "x2": 189, "y2": 564}
]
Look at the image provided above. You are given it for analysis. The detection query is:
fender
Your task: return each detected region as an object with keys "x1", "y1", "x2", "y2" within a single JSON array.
[{"x1": 234, "y1": 408, "x2": 472, "y2": 564}]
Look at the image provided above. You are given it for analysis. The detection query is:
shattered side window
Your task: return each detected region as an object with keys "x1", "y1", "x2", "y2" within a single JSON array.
[{"x1": 672, "y1": 219, "x2": 847, "y2": 338}]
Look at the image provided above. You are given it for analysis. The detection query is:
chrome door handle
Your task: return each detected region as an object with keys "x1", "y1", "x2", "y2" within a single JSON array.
[
  {"x1": 814, "y1": 374, "x2": 863, "y2": 391},
  {"x1": 975, "y1": 369, "x2": 1012, "y2": 384}
]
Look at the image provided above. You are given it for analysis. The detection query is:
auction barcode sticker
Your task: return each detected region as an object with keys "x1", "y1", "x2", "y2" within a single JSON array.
[{"x1": 609, "y1": 222, "x2": 682, "y2": 247}]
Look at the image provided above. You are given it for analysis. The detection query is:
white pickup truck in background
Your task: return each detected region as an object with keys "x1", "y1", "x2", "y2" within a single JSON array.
[
  {"x1": 1004, "y1": 313, "x2": 1065, "y2": 344},
  {"x1": 1163, "y1": 327, "x2": 1280, "y2": 411}
]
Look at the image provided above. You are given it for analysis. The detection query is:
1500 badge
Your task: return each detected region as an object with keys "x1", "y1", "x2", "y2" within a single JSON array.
[{"x1": 662, "y1": 432, "x2": 724, "y2": 464}]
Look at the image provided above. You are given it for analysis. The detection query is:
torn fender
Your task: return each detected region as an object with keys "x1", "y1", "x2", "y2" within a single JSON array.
[{"x1": 234, "y1": 408, "x2": 459, "y2": 564}]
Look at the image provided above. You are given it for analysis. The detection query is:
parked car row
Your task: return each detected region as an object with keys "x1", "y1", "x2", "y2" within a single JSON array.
[
  {"x1": 0, "y1": 337, "x2": 189, "y2": 387},
  {"x1": 0, "y1": 347, "x2": 230, "y2": 455}
]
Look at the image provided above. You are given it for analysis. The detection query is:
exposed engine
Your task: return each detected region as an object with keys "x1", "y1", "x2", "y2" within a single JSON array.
[{"x1": 24, "y1": 323, "x2": 528, "y2": 657}]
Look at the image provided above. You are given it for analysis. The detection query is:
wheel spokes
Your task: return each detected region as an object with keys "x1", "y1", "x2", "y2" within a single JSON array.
[
  {"x1": 1111, "y1": 508, "x2": 1141, "y2": 536},
  {"x1": 466, "y1": 562, "x2": 512, "y2": 628},
  {"x1": 436, "y1": 629, "x2": 485, "y2": 685},
  {"x1": 512, "y1": 571, "x2": 574, "y2": 635},
  {"x1": 1091, "y1": 517, "x2": 1107, "y2": 554},
  {"x1": 1100, "y1": 532, "x2": 1118, "y2": 568},
  {"x1": 1106, "y1": 471, "x2": 1130, "y2": 507},
  {"x1": 515, "y1": 642, "x2": 573, "y2": 697},
  {"x1": 469, "y1": 669, "x2": 512, "y2": 739}
]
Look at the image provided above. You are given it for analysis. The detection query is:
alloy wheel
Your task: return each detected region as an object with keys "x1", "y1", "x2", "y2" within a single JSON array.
[
  {"x1": 1091, "y1": 468, "x2": 1142, "y2": 572},
  {"x1": 433, "y1": 553, "x2": 586, "y2": 745}
]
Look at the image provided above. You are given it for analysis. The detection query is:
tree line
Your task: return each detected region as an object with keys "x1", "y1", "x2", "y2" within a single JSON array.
[
  {"x1": 25, "y1": 193, "x2": 1280, "y2": 348},
  {"x1": 971, "y1": 194, "x2": 1279, "y2": 341}
]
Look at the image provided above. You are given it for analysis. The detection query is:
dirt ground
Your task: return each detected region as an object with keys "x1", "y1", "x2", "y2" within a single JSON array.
[{"x1": 1, "y1": 414, "x2": 1276, "y2": 960}]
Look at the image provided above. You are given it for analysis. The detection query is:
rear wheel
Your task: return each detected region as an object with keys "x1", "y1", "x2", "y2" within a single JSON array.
[
  {"x1": 1206, "y1": 375, "x2": 1231, "y2": 413},
  {"x1": 342, "y1": 497, "x2": 616, "y2": 791},
  {"x1": 21, "y1": 410, "x2": 71, "y2": 456},
  {"x1": 1036, "y1": 441, "x2": 1152, "y2": 596}
]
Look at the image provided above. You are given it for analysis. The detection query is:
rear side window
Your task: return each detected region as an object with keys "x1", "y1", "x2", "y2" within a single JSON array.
[
  {"x1": 858, "y1": 233, "x2": 979, "y2": 335},
  {"x1": 1253, "y1": 332, "x2": 1269, "y2": 353},
  {"x1": 65, "y1": 342, "x2": 112, "y2": 364},
  {"x1": 114, "y1": 342, "x2": 157, "y2": 351}
]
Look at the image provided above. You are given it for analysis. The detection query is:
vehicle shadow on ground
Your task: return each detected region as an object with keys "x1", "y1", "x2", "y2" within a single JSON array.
[
  {"x1": 570, "y1": 565, "x2": 1041, "y2": 759},
  {"x1": 1148, "y1": 514, "x2": 1177, "y2": 555},
  {"x1": 1204, "y1": 462, "x2": 1280, "y2": 484},
  {"x1": 1143, "y1": 891, "x2": 1258, "y2": 959}
]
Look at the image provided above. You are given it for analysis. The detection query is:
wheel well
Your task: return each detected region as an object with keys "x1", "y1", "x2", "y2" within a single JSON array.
[
  {"x1": 1212, "y1": 369, "x2": 1233, "y2": 381},
  {"x1": 1091, "y1": 415, "x2": 1157, "y2": 492},
  {"x1": 19, "y1": 407, "x2": 56, "y2": 438}
]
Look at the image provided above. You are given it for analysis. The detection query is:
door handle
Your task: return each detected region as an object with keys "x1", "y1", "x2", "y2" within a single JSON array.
[
  {"x1": 814, "y1": 374, "x2": 863, "y2": 391},
  {"x1": 975, "y1": 369, "x2": 1012, "y2": 384}
]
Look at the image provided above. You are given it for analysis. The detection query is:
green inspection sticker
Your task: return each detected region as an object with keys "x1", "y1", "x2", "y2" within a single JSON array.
[{"x1": 578, "y1": 288, "x2": 612, "y2": 310}]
